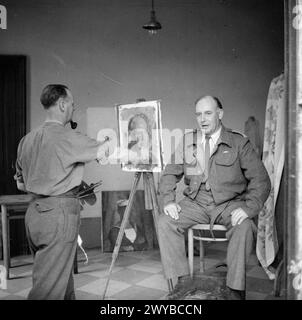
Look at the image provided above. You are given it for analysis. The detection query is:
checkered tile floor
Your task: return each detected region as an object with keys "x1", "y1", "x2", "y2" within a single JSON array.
[{"x1": 0, "y1": 242, "x2": 285, "y2": 300}]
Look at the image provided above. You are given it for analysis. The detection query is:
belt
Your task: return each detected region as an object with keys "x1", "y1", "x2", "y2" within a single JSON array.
[{"x1": 30, "y1": 186, "x2": 80, "y2": 199}]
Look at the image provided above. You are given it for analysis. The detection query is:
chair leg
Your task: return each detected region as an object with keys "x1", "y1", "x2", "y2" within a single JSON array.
[
  {"x1": 167, "y1": 279, "x2": 174, "y2": 293},
  {"x1": 199, "y1": 240, "x2": 205, "y2": 273},
  {"x1": 73, "y1": 248, "x2": 78, "y2": 274},
  {"x1": 7, "y1": 216, "x2": 11, "y2": 269},
  {"x1": 188, "y1": 228, "x2": 194, "y2": 278}
]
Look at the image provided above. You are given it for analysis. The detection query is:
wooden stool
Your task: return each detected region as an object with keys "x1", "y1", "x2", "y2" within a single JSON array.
[{"x1": 188, "y1": 224, "x2": 228, "y2": 277}]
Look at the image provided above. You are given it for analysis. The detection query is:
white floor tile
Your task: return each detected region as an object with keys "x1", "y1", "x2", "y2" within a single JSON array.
[
  {"x1": 79, "y1": 278, "x2": 131, "y2": 297},
  {"x1": 0, "y1": 290, "x2": 10, "y2": 298},
  {"x1": 86, "y1": 266, "x2": 123, "y2": 278},
  {"x1": 127, "y1": 263, "x2": 162, "y2": 274},
  {"x1": 136, "y1": 274, "x2": 168, "y2": 292},
  {"x1": 15, "y1": 287, "x2": 31, "y2": 297}
]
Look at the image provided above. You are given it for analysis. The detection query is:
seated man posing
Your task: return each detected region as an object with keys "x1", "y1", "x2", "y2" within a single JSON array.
[{"x1": 158, "y1": 95, "x2": 270, "y2": 300}]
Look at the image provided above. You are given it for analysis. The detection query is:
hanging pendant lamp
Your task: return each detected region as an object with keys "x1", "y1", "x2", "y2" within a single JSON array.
[{"x1": 143, "y1": 0, "x2": 162, "y2": 35}]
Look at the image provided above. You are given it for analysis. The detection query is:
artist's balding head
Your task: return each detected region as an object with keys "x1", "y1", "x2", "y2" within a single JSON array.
[{"x1": 195, "y1": 95, "x2": 223, "y2": 135}]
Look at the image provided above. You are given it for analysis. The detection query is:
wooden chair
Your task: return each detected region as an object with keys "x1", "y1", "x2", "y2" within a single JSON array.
[{"x1": 188, "y1": 224, "x2": 228, "y2": 277}]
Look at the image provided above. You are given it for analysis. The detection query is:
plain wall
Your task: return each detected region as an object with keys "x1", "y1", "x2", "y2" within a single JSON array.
[{"x1": 1, "y1": 0, "x2": 284, "y2": 218}]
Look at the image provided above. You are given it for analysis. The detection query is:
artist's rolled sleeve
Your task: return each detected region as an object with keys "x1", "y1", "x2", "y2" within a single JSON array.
[
  {"x1": 14, "y1": 137, "x2": 25, "y2": 183},
  {"x1": 62, "y1": 131, "x2": 104, "y2": 164}
]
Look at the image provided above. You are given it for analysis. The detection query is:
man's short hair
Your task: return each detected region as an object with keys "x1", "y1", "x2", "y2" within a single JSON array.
[
  {"x1": 213, "y1": 97, "x2": 223, "y2": 109},
  {"x1": 40, "y1": 84, "x2": 69, "y2": 109},
  {"x1": 195, "y1": 96, "x2": 223, "y2": 109}
]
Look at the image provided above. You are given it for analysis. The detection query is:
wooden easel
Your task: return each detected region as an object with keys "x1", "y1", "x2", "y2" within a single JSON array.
[{"x1": 101, "y1": 171, "x2": 172, "y2": 299}]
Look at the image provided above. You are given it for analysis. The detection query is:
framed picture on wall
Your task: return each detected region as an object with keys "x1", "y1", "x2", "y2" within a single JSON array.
[{"x1": 116, "y1": 100, "x2": 163, "y2": 172}]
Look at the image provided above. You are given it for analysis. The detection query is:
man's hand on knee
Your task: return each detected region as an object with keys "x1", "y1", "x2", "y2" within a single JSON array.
[
  {"x1": 231, "y1": 208, "x2": 248, "y2": 226},
  {"x1": 164, "y1": 203, "x2": 181, "y2": 220}
]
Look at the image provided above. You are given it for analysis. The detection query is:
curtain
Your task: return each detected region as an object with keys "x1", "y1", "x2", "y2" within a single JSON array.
[{"x1": 256, "y1": 73, "x2": 285, "y2": 279}]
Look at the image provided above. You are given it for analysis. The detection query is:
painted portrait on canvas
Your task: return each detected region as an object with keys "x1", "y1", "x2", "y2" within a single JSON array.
[{"x1": 117, "y1": 100, "x2": 163, "y2": 172}]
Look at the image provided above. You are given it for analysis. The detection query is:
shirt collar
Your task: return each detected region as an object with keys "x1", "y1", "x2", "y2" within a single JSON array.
[
  {"x1": 199, "y1": 126, "x2": 222, "y2": 145},
  {"x1": 210, "y1": 126, "x2": 222, "y2": 145},
  {"x1": 44, "y1": 119, "x2": 64, "y2": 126}
]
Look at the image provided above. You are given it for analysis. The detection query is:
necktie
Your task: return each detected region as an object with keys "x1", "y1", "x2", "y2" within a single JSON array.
[{"x1": 204, "y1": 135, "x2": 211, "y2": 180}]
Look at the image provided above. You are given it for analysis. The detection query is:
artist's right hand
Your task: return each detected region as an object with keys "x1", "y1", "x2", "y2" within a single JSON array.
[
  {"x1": 107, "y1": 147, "x2": 131, "y2": 163},
  {"x1": 97, "y1": 137, "x2": 112, "y2": 164},
  {"x1": 164, "y1": 203, "x2": 181, "y2": 220}
]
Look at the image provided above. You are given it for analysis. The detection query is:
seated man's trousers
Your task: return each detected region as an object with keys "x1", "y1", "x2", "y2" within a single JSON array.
[{"x1": 158, "y1": 196, "x2": 254, "y2": 291}]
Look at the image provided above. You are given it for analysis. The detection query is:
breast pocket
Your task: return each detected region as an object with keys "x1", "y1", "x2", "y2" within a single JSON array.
[
  {"x1": 214, "y1": 150, "x2": 244, "y2": 186},
  {"x1": 215, "y1": 150, "x2": 237, "y2": 166}
]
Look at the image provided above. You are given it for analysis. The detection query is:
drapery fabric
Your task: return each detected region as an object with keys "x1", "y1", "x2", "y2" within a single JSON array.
[{"x1": 256, "y1": 73, "x2": 285, "y2": 279}]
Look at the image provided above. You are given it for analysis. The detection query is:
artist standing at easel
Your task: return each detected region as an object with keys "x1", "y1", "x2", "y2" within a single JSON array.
[{"x1": 14, "y1": 84, "x2": 109, "y2": 300}]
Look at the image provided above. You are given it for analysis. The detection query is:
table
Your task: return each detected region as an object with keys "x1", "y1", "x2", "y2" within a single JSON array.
[
  {"x1": 0, "y1": 194, "x2": 78, "y2": 279},
  {"x1": 0, "y1": 194, "x2": 33, "y2": 279}
]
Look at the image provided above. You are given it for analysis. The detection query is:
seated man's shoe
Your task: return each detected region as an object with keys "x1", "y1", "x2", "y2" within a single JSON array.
[
  {"x1": 226, "y1": 286, "x2": 246, "y2": 300},
  {"x1": 166, "y1": 275, "x2": 194, "y2": 300}
]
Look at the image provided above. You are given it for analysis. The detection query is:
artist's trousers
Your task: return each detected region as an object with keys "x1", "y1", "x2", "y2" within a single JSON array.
[
  {"x1": 158, "y1": 197, "x2": 254, "y2": 291},
  {"x1": 25, "y1": 197, "x2": 80, "y2": 300}
]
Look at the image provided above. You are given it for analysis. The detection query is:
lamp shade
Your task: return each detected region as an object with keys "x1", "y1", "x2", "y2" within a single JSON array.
[{"x1": 143, "y1": 10, "x2": 162, "y2": 31}]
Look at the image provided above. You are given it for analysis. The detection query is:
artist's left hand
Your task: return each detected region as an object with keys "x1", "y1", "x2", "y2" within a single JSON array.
[{"x1": 231, "y1": 208, "x2": 248, "y2": 226}]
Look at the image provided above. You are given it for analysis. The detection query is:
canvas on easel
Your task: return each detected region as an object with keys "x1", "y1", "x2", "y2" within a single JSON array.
[{"x1": 116, "y1": 100, "x2": 163, "y2": 172}]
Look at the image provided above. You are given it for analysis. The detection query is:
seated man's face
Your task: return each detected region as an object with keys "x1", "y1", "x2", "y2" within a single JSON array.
[{"x1": 195, "y1": 97, "x2": 223, "y2": 136}]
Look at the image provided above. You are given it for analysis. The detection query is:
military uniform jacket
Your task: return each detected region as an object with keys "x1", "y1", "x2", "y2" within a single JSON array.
[{"x1": 159, "y1": 125, "x2": 271, "y2": 219}]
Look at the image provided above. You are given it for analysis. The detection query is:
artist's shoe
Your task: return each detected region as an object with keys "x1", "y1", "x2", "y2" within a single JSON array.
[
  {"x1": 165, "y1": 276, "x2": 194, "y2": 300},
  {"x1": 226, "y1": 286, "x2": 246, "y2": 300}
]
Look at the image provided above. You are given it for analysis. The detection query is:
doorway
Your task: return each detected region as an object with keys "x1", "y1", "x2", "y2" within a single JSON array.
[{"x1": 0, "y1": 55, "x2": 27, "y2": 257}]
